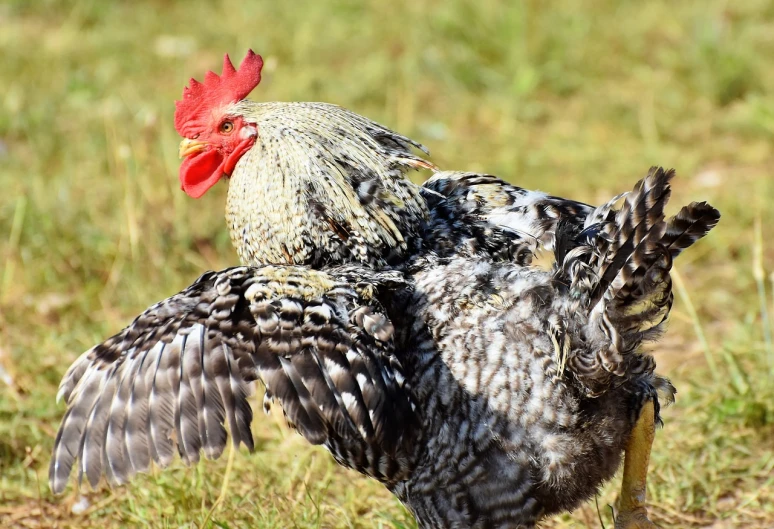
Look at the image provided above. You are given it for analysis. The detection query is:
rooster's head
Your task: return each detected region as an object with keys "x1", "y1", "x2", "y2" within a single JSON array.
[{"x1": 174, "y1": 50, "x2": 263, "y2": 198}]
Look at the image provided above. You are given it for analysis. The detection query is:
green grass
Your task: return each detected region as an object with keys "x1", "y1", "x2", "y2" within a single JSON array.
[{"x1": 1, "y1": 0, "x2": 773, "y2": 527}]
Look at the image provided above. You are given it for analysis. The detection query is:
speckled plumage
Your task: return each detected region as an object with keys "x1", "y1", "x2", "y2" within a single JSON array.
[
  {"x1": 51, "y1": 63, "x2": 721, "y2": 528},
  {"x1": 423, "y1": 171, "x2": 594, "y2": 251},
  {"x1": 51, "y1": 265, "x2": 418, "y2": 492},
  {"x1": 224, "y1": 101, "x2": 432, "y2": 268}
]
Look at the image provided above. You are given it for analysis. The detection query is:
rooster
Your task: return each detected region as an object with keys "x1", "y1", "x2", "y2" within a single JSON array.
[{"x1": 50, "y1": 51, "x2": 720, "y2": 529}]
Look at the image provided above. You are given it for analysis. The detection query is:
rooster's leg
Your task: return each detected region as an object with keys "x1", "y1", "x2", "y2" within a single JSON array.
[{"x1": 614, "y1": 400, "x2": 659, "y2": 529}]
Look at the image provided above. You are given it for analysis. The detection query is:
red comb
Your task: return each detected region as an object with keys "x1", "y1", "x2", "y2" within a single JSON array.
[{"x1": 174, "y1": 50, "x2": 264, "y2": 137}]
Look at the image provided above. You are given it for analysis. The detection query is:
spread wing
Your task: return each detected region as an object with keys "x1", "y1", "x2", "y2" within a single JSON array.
[
  {"x1": 50, "y1": 265, "x2": 415, "y2": 493},
  {"x1": 423, "y1": 171, "x2": 594, "y2": 251}
]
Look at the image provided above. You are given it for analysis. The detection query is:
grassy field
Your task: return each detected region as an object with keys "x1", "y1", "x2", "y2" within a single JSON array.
[{"x1": 1, "y1": 0, "x2": 773, "y2": 527}]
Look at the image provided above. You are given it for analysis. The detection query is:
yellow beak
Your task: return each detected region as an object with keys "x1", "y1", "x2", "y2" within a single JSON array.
[{"x1": 178, "y1": 138, "x2": 208, "y2": 159}]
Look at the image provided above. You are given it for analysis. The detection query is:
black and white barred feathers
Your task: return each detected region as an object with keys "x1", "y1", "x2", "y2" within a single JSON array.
[
  {"x1": 51, "y1": 266, "x2": 416, "y2": 493},
  {"x1": 51, "y1": 94, "x2": 719, "y2": 528}
]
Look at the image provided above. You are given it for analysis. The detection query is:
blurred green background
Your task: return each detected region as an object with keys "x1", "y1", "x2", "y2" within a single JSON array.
[{"x1": 1, "y1": 0, "x2": 773, "y2": 527}]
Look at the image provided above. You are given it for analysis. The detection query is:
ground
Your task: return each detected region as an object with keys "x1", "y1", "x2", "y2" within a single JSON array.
[{"x1": 1, "y1": 1, "x2": 773, "y2": 528}]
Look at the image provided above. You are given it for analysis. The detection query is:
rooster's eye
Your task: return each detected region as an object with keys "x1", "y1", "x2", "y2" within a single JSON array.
[{"x1": 220, "y1": 121, "x2": 234, "y2": 134}]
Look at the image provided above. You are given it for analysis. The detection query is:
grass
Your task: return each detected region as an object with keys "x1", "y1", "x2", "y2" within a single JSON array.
[{"x1": 1, "y1": 0, "x2": 773, "y2": 527}]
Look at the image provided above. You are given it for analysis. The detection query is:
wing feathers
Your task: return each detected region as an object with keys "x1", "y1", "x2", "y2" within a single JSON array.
[
  {"x1": 49, "y1": 365, "x2": 104, "y2": 493},
  {"x1": 177, "y1": 332, "x2": 202, "y2": 465},
  {"x1": 79, "y1": 365, "x2": 119, "y2": 488},
  {"x1": 50, "y1": 265, "x2": 413, "y2": 493},
  {"x1": 147, "y1": 342, "x2": 177, "y2": 468},
  {"x1": 220, "y1": 342, "x2": 254, "y2": 451},
  {"x1": 200, "y1": 336, "x2": 229, "y2": 460},
  {"x1": 125, "y1": 347, "x2": 155, "y2": 476}
]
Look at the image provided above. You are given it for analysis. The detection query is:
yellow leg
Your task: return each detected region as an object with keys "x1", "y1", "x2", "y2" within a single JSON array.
[{"x1": 614, "y1": 400, "x2": 660, "y2": 529}]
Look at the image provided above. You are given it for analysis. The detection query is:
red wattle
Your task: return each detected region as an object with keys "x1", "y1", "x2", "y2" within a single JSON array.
[{"x1": 179, "y1": 149, "x2": 225, "y2": 198}]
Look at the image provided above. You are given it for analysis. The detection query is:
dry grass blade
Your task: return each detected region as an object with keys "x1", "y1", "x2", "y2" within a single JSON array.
[
  {"x1": 752, "y1": 216, "x2": 773, "y2": 375},
  {"x1": 672, "y1": 268, "x2": 718, "y2": 381}
]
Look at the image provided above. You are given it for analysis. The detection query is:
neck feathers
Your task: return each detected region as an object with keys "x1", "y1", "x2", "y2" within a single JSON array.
[{"x1": 225, "y1": 101, "x2": 431, "y2": 268}]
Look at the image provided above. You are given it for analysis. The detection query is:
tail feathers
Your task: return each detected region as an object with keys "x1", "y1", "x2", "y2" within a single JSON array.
[
  {"x1": 662, "y1": 201, "x2": 721, "y2": 259},
  {"x1": 583, "y1": 192, "x2": 628, "y2": 230},
  {"x1": 604, "y1": 201, "x2": 719, "y2": 344},
  {"x1": 557, "y1": 167, "x2": 720, "y2": 387},
  {"x1": 608, "y1": 200, "x2": 720, "y2": 317},
  {"x1": 611, "y1": 238, "x2": 673, "y2": 314},
  {"x1": 589, "y1": 167, "x2": 674, "y2": 309}
]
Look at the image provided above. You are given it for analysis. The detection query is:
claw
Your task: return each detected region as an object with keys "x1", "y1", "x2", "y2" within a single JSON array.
[{"x1": 614, "y1": 506, "x2": 660, "y2": 529}]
